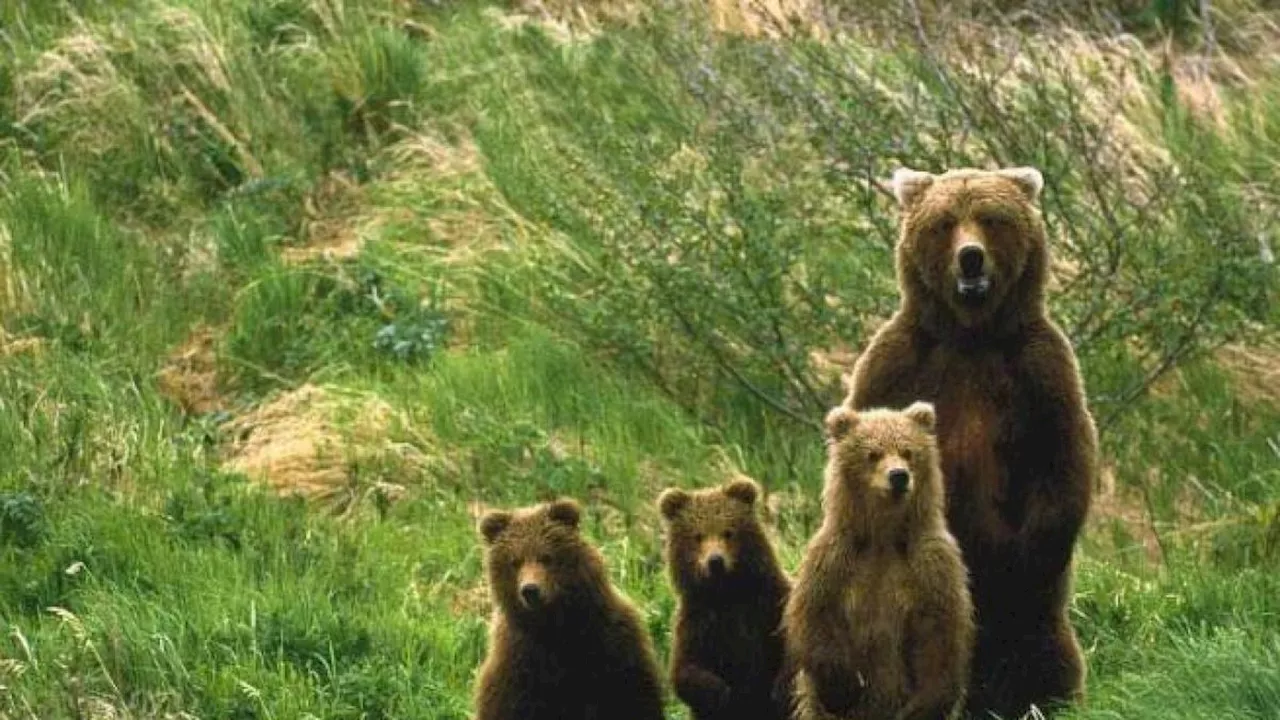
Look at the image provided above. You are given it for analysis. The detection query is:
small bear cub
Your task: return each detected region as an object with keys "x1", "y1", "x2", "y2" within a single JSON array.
[
  {"x1": 784, "y1": 402, "x2": 975, "y2": 720},
  {"x1": 472, "y1": 497, "x2": 666, "y2": 720},
  {"x1": 658, "y1": 478, "x2": 793, "y2": 720}
]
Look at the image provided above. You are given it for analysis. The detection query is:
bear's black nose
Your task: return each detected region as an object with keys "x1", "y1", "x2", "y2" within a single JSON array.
[
  {"x1": 519, "y1": 584, "x2": 542, "y2": 607},
  {"x1": 707, "y1": 554, "x2": 727, "y2": 576},
  {"x1": 888, "y1": 468, "x2": 911, "y2": 495},
  {"x1": 958, "y1": 244, "x2": 986, "y2": 278}
]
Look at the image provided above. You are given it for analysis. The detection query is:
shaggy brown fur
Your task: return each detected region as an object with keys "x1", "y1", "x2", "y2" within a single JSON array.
[
  {"x1": 472, "y1": 498, "x2": 666, "y2": 720},
  {"x1": 846, "y1": 167, "x2": 1098, "y2": 718},
  {"x1": 785, "y1": 403, "x2": 974, "y2": 720},
  {"x1": 658, "y1": 478, "x2": 793, "y2": 720}
]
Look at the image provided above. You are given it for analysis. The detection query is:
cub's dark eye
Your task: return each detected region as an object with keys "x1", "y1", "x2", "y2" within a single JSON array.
[
  {"x1": 537, "y1": 553, "x2": 552, "y2": 565},
  {"x1": 867, "y1": 450, "x2": 883, "y2": 463},
  {"x1": 723, "y1": 530, "x2": 735, "y2": 541},
  {"x1": 901, "y1": 449, "x2": 913, "y2": 462},
  {"x1": 695, "y1": 533, "x2": 705, "y2": 542}
]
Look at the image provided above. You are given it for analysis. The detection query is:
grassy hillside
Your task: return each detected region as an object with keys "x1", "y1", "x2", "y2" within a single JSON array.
[{"x1": 1, "y1": 0, "x2": 1278, "y2": 718}]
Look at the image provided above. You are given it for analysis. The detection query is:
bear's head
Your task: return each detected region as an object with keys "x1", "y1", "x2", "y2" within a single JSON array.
[
  {"x1": 821, "y1": 402, "x2": 944, "y2": 538},
  {"x1": 478, "y1": 498, "x2": 606, "y2": 621},
  {"x1": 657, "y1": 478, "x2": 777, "y2": 594},
  {"x1": 890, "y1": 166, "x2": 1048, "y2": 333}
]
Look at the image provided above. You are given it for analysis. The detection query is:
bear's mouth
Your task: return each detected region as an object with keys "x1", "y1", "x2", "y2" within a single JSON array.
[{"x1": 956, "y1": 276, "x2": 991, "y2": 305}]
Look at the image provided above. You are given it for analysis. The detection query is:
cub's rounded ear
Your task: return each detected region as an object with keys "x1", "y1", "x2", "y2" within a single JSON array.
[
  {"x1": 904, "y1": 401, "x2": 936, "y2": 432},
  {"x1": 546, "y1": 498, "x2": 581, "y2": 530},
  {"x1": 723, "y1": 478, "x2": 760, "y2": 506},
  {"x1": 891, "y1": 167, "x2": 935, "y2": 208},
  {"x1": 479, "y1": 511, "x2": 513, "y2": 544},
  {"x1": 998, "y1": 166, "x2": 1044, "y2": 203},
  {"x1": 824, "y1": 405, "x2": 858, "y2": 441},
  {"x1": 657, "y1": 488, "x2": 691, "y2": 521}
]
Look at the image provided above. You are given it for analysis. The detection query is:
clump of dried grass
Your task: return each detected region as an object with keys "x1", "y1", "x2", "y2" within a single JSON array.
[
  {"x1": 503, "y1": 0, "x2": 822, "y2": 39},
  {"x1": 14, "y1": 29, "x2": 144, "y2": 156},
  {"x1": 1088, "y1": 463, "x2": 1164, "y2": 565},
  {"x1": 1215, "y1": 340, "x2": 1280, "y2": 408},
  {"x1": 219, "y1": 384, "x2": 440, "y2": 513},
  {"x1": 155, "y1": 324, "x2": 225, "y2": 415},
  {"x1": 0, "y1": 330, "x2": 47, "y2": 358}
]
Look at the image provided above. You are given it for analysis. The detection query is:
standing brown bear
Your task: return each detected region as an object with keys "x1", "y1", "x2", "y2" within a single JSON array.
[
  {"x1": 657, "y1": 478, "x2": 793, "y2": 720},
  {"x1": 785, "y1": 402, "x2": 974, "y2": 720},
  {"x1": 472, "y1": 497, "x2": 666, "y2": 720},
  {"x1": 846, "y1": 166, "x2": 1098, "y2": 718}
]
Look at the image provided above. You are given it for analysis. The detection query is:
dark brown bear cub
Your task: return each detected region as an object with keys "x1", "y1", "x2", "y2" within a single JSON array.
[
  {"x1": 785, "y1": 403, "x2": 974, "y2": 720},
  {"x1": 472, "y1": 497, "x2": 666, "y2": 720},
  {"x1": 847, "y1": 166, "x2": 1098, "y2": 718},
  {"x1": 658, "y1": 478, "x2": 792, "y2": 720}
]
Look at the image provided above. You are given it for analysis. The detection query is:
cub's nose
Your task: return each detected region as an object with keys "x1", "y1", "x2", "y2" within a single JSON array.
[
  {"x1": 706, "y1": 554, "x2": 727, "y2": 576},
  {"x1": 958, "y1": 244, "x2": 986, "y2": 278},
  {"x1": 519, "y1": 583, "x2": 542, "y2": 607},
  {"x1": 887, "y1": 468, "x2": 911, "y2": 495}
]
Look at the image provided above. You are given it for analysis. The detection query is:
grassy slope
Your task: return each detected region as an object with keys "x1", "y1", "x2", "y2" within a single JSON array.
[{"x1": 0, "y1": 1, "x2": 1278, "y2": 718}]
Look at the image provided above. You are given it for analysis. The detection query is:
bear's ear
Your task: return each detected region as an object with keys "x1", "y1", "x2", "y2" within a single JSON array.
[
  {"x1": 891, "y1": 167, "x2": 935, "y2": 207},
  {"x1": 997, "y1": 166, "x2": 1043, "y2": 203},
  {"x1": 546, "y1": 498, "x2": 581, "y2": 530},
  {"x1": 657, "y1": 488, "x2": 691, "y2": 521},
  {"x1": 723, "y1": 478, "x2": 760, "y2": 507},
  {"x1": 824, "y1": 405, "x2": 858, "y2": 441},
  {"x1": 478, "y1": 511, "x2": 513, "y2": 544},
  {"x1": 903, "y1": 401, "x2": 936, "y2": 433}
]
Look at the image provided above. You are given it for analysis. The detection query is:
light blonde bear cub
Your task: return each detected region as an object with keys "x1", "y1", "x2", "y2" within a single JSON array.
[{"x1": 784, "y1": 402, "x2": 974, "y2": 720}]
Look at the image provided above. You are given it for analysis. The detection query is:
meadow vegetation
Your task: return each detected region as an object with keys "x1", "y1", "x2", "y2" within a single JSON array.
[{"x1": 0, "y1": 0, "x2": 1278, "y2": 717}]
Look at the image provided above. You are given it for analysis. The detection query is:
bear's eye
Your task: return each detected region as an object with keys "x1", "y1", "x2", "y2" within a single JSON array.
[
  {"x1": 537, "y1": 553, "x2": 552, "y2": 565},
  {"x1": 695, "y1": 533, "x2": 705, "y2": 542},
  {"x1": 867, "y1": 450, "x2": 883, "y2": 463},
  {"x1": 901, "y1": 449, "x2": 913, "y2": 462},
  {"x1": 977, "y1": 214, "x2": 1008, "y2": 232},
  {"x1": 723, "y1": 530, "x2": 735, "y2": 541}
]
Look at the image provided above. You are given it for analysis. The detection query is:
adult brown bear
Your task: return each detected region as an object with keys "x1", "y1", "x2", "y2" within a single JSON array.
[{"x1": 845, "y1": 166, "x2": 1098, "y2": 718}]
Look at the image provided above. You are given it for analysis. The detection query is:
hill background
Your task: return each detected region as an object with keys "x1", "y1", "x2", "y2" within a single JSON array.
[{"x1": 1, "y1": 0, "x2": 1278, "y2": 717}]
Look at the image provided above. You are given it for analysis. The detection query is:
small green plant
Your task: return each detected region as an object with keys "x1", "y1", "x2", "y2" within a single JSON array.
[{"x1": 0, "y1": 492, "x2": 47, "y2": 549}]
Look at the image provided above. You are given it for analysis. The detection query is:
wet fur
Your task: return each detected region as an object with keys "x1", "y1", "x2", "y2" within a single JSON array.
[
  {"x1": 659, "y1": 479, "x2": 793, "y2": 720},
  {"x1": 785, "y1": 405, "x2": 974, "y2": 720},
  {"x1": 848, "y1": 167, "x2": 1098, "y2": 718},
  {"x1": 473, "y1": 499, "x2": 666, "y2": 720}
]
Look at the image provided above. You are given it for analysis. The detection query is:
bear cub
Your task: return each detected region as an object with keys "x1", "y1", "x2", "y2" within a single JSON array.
[
  {"x1": 785, "y1": 402, "x2": 974, "y2": 720},
  {"x1": 473, "y1": 497, "x2": 666, "y2": 720},
  {"x1": 658, "y1": 478, "x2": 793, "y2": 720}
]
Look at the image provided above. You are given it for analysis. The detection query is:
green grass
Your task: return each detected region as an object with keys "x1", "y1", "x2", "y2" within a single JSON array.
[{"x1": 0, "y1": 0, "x2": 1278, "y2": 718}]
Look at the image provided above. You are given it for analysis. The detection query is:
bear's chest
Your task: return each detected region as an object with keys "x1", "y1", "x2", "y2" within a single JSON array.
[
  {"x1": 840, "y1": 559, "x2": 913, "y2": 697},
  {"x1": 692, "y1": 600, "x2": 782, "y2": 676},
  {"x1": 922, "y1": 352, "x2": 1021, "y2": 534}
]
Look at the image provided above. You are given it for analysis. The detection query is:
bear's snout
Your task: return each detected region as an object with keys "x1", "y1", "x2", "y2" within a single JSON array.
[
  {"x1": 952, "y1": 232, "x2": 992, "y2": 304},
  {"x1": 517, "y1": 563, "x2": 549, "y2": 608},
  {"x1": 699, "y1": 538, "x2": 732, "y2": 578},
  {"x1": 887, "y1": 468, "x2": 911, "y2": 497},
  {"x1": 707, "y1": 553, "x2": 726, "y2": 576},
  {"x1": 958, "y1": 244, "x2": 986, "y2": 279}
]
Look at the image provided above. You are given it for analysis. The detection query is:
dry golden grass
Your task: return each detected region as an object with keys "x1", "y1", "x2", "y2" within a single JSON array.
[
  {"x1": 1088, "y1": 463, "x2": 1165, "y2": 565},
  {"x1": 1215, "y1": 340, "x2": 1280, "y2": 408},
  {"x1": 0, "y1": 330, "x2": 47, "y2": 358},
  {"x1": 155, "y1": 324, "x2": 225, "y2": 415},
  {"x1": 218, "y1": 384, "x2": 436, "y2": 512},
  {"x1": 281, "y1": 171, "x2": 368, "y2": 265}
]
